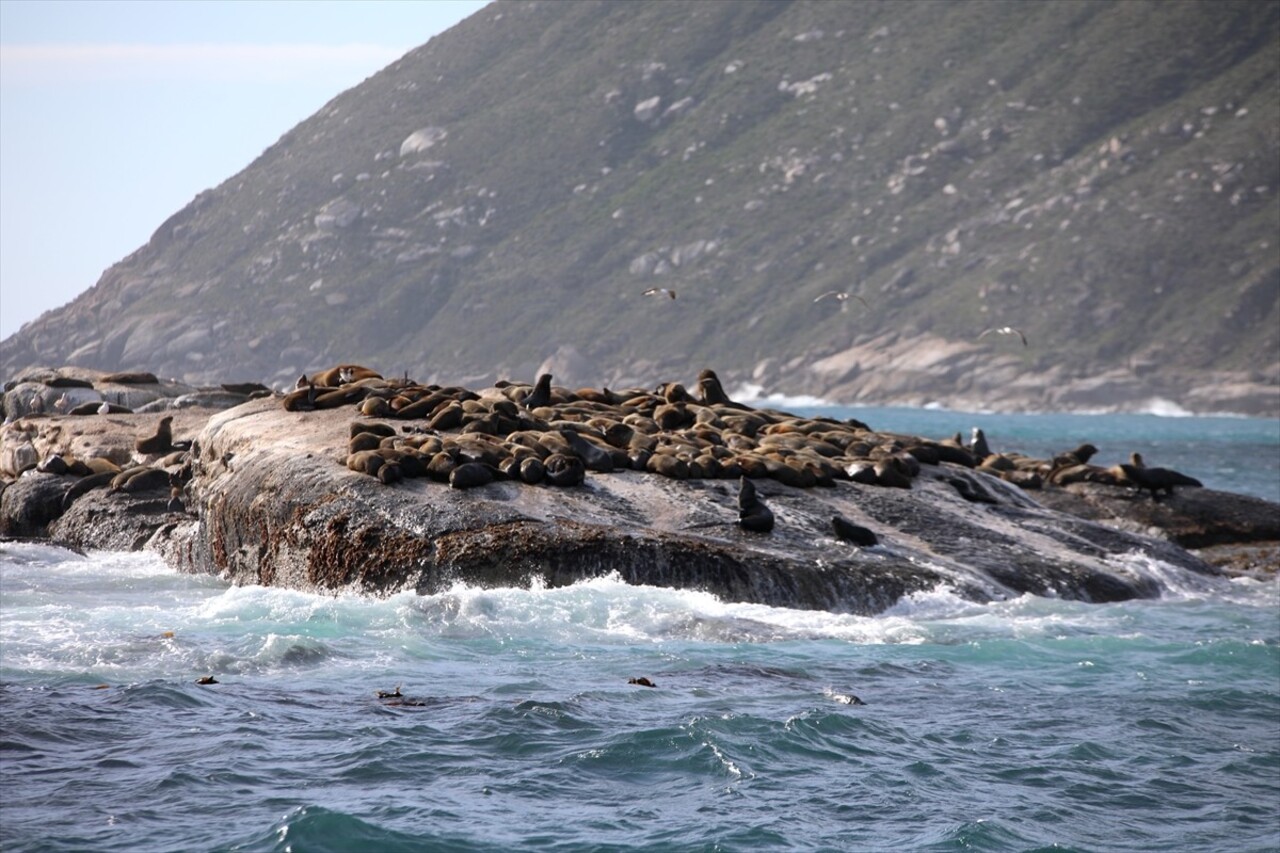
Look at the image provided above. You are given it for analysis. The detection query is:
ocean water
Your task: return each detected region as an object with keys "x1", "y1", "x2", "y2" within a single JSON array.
[{"x1": 2, "y1": 411, "x2": 1278, "y2": 852}]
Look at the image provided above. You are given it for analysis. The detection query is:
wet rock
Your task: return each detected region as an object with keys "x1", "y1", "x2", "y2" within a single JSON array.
[
  {"x1": 5, "y1": 374, "x2": 1273, "y2": 615},
  {"x1": 0, "y1": 472, "x2": 72, "y2": 537},
  {"x1": 48, "y1": 487, "x2": 184, "y2": 553},
  {"x1": 1034, "y1": 483, "x2": 1280, "y2": 549}
]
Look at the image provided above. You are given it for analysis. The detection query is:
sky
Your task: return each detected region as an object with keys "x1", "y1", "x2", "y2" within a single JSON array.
[{"x1": 0, "y1": 0, "x2": 489, "y2": 340}]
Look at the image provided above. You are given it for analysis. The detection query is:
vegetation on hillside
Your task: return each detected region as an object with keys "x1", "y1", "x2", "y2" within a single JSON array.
[{"x1": 3, "y1": 0, "x2": 1277, "y2": 412}]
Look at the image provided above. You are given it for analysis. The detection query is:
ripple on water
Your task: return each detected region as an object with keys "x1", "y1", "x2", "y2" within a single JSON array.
[{"x1": 2, "y1": 542, "x2": 1278, "y2": 853}]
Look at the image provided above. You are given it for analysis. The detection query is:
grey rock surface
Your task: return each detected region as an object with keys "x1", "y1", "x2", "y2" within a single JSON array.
[
  {"x1": 0, "y1": 472, "x2": 73, "y2": 538},
  {"x1": 5, "y1": 376, "x2": 1273, "y2": 612}
]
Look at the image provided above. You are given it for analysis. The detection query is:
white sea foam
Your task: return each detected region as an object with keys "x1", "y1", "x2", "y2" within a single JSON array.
[
  {"x1": 730, "y1": 381, "x2": 837, "y2": 410},
  {"x1": 1138, "y1": 397, "x2": 1195, "y2": 417},
  {"x1": 1, "y1": 541, "x2": 179, "y2": 577},
  {"x1": 403, "y1": 573, "x2": 946, "y2": 645},
  {"x1": 1105, "y1": 549, "x2": 1280, "y2": 606},
  {"x1": 0, "y1": 540, "x2": 87, "y2": 567},
  {"x1": 406, "y1": 572, "x2": 1179, "y2": 647},
  {"x1": 4, "y1": 545, "x2": 1277, "y2": 685}
]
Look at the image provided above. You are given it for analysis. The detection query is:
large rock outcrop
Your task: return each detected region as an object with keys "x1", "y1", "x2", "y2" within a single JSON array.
[{"x1": 5, "y1": 369, "x2": 1273, "y2": 613}]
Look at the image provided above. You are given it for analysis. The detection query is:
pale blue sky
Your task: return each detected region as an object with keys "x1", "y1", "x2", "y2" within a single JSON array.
[{"x1": 0, "y1": 0, "x2": 489, "y2": 340}]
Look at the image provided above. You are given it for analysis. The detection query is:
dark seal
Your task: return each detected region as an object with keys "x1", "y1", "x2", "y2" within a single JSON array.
[
  {"x1": 737, "y1": 476, "x2": 775, "y2": 533},
  {"x1": 831, "y1": 515, "x2": 877, "y2": 546}
]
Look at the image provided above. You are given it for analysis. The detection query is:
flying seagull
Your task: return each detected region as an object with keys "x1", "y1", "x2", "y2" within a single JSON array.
[
  {"x1": 813, "y1": 290, "x2": 869, "y2": 312},
  {"x1": 978, "y1": 326, "x2": 1028, "y2": 346},
  {"x1": 643, "y1": 287, "x2": 677, "y2": 300}
]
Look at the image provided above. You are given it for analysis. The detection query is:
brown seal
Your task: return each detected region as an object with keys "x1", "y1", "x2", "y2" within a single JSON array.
[
  {"x1": 359, "y1": 397, "x2": 393, "y2": 418},
  {"x1": 311, "y1": 365, "x2": 382, "y2": 388},
  {"x1": 349, "y1": 432, "x2": 383, "y2": 454},
  {"x1": 561, "y1": 430, "x2": 615, "y2": 473},
  {"x1": 1112, "y1": 463, "x2": 1202, "y2": 500},
  {"x1": 102, "y1": 372, "x2": 159, "y2": 385},
  {"x1": 425, "y1": 451, "x2": 458, "y2": 482},
  {"x1": 697, "y1": 369, "x2": 735, "y2": 407},
  {"x1": 347, "y1": 450, "x2": 386, "y2": 477},
  {"x1": 43, "y1": 376, "x2": 94, "y2": 389},
  {"x1": 135, "y1": 416, "x2": 174, "y2": 455},
  {"x1": 449, "y1": 462, "x2": 495, "y2": 489},
  {"x1": 873, "y1": 458, "x2": 913, "y2": 489},
  {"x1": 646, "y1": 452, "x2": 689, "y2": 480},
  {"x1": 1054, "y1": 443, "x2": 1099, "y2": 467},
  {"x1": 62, "y1": 471, "x2": 116, "y2": 511},
  {"x1": 220, "y1": 382, "x2": 271, "y2": 396},
  {"x1": 109, "y1": 465, "x2": 150, "y2": 491},
  {"x1": 518, "y1": 456, "x2": 546, "y2": 485},
  {"x1": 119, "y1": 468, "x2": 171, "y2": 494},
  {"x1": 350, "y1": 421, "x2": 396, "y2": 439},
  {"x1": 69, "y1": 401, "x2": 133, "y2": 415},
  {"x1": 544, "y1": 453, "x2": 585, "y2": 487},
  {"x1": 282, "y1": 383, "x2": 319, "y2": 412}
]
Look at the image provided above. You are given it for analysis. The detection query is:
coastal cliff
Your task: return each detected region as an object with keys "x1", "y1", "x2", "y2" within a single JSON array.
[{"x1": 3, "y1": 366, "x2": 1275, "y2": 612}]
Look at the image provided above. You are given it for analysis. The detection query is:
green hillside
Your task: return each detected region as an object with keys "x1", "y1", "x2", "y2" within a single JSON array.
[{"x1": 3, "y1": 0, "x2": 1277, "y2": 414}]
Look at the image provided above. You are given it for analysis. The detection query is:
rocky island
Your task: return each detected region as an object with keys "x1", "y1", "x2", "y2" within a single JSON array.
[{"x1": 3, "y1": 365, "x2": 1275, "y2": 613}]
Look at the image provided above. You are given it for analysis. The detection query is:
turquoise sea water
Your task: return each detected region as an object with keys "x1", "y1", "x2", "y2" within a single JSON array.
[{"x1": 2, "y1": 411, "x2": 1278, "y2": 852}]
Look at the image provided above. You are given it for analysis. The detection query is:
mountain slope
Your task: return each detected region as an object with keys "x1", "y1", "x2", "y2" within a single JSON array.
[{"x1": 4, "y1": 0, "x2": 1278, "y2": 414}]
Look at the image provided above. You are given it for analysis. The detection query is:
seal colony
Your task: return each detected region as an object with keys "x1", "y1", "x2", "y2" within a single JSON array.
[
  {"x1": 294, "y1": 364, "x2": 964, "y2": 498},
  {"x1": 9, "y1": 360, "x2": 1204, "y2": 523},
  {"x1": 277, "y1": 363, "x2": 1206, "y2": 509},
  {"x1": 2, "y1": 362, "x2": 1213, "y2": 551},
  {"x1": 8, "y1": 360, "x2": 1275, "y2": 612}
]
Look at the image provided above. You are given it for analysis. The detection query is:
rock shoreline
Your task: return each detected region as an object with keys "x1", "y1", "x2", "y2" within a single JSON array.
[{"x1": 2, "y1": 366, "x2": 1276, "y2": 612}]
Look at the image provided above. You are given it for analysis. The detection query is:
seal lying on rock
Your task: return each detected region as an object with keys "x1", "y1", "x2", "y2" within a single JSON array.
[
  {"x1": 101, "y1": 372, "x2": 159, "y2": 385},
  {"x1": 311, "y1": 364, "x2": 382, "y2": 388},
  {"x1": 1111, "y1": 462, "x2": 1203, "y2": 500},
  {"x1": 61, "y1": 471, "x2": 116, "y2": 511},
  {"x1": 545, "y1": 453, "x2": 585, "y2": 487},
  {"x1": 831, "y1": 515, "x2": 877, "y2": 546},
  {"x1": 449, "y1": 462, "x2": 494, "y2": 490},
  {"x1": 69, "y1": 401, "x2": 133, "y2": 415},
  {"x1": 282, "y1": 383, "x2": 319, "y2": 412},
  {"x1": 220, "y1": 382, "x2": 271, "y2": 397}
]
